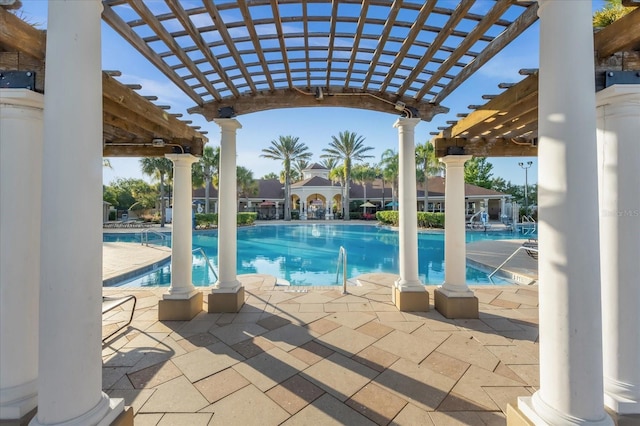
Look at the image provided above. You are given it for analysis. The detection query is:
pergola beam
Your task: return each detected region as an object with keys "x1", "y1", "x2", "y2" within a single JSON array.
[
  {"x1": 594, "y1": 7, "x2": 640, "y2": 58},
  {"x1": 0, "y1": 8, "x2": 46, "y2": 60},
  {"x1": 190, "y1": 88, "x2": 448, "y2": 121},
  {"x1": 442, "y1": 73, "x2": 539, "y2": 139},
  {"x1": 434, "y1": 137, "x2": 537, "y2": 158}
]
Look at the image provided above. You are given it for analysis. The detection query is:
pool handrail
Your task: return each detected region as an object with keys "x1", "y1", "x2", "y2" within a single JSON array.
[
  {"x1": 335, "y1": 246, "x2": 348, "y2": 295},
  {"x1": 193, "y1": 247, "x2": 218, "y2": 282},
  {"x1": 140, "y1": 229, "x2": 167, "y2": 246},
  {"x1": 488, "y1": 243, "x2": 539, "y2": 281}
]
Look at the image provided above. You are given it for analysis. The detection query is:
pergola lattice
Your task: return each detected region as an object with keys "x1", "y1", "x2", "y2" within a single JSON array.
[{"x1": 101, "y1": 0, "x2": 538, "y2": 121}]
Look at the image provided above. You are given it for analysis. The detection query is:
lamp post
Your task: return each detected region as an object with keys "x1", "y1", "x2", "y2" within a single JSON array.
[{"x1": 518, "y1": 161, "x2": 533, "y2": 214}]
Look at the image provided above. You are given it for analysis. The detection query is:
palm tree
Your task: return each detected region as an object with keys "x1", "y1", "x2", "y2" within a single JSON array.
[
  {"x1": 293, "y1": 159, "x2": 311, "y2": 182},
  {"x1": 329, "y1": 164, "x2": 346, "y2": 218},
  {"x1": 140, "y1": 157, "x2": 173, "y2": 227},
  {"x1": 261, "y1": 135, "x2": 312, "y2": 221},
  {"x1": 319, "y1": 157, "x2": 338, "y2": 172},
  {"x1": 236, "y1": 166, "x2": 258, "y2": 211},
  {"x1": 351, "y1": 163, "x2": 377, "y2": 207},
  {"x1": 380, "y1": 149, "x2": 399, "y2": 211},
  {"x1": 415, "y1": 141, "x2": 440, "y2": 212},
  {"x1": 196, "y1": 145, "x2": 219, "y2": 213},
  {"x1": 321, "y1": 131, "x2": 374, "y2": 220}
]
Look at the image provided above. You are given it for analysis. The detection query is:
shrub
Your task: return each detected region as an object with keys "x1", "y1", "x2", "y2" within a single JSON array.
[
  {"x1": 195, "y1": 213, "x2": 217, "y2": 228},
  {"x1": 376, "y1": 211, "x2": 398, "y2": 226},
  {"x1": 238, "y1": 212, "x2": 257, "y2": 226},
  {"x1": 291, "y1": 210, "x2": 300, "y2": 220},
  {"x1": 350, "y1": 212, "x2": 362, "y2": 220},
  {"x1": 376, "y1": 211, "x2": 445, "y2": 228},
  {"x1": 196, "y1": 212, "x2": 257, "y2": 228},
  {"x1": 418, "y1": 212, "x2": 445, "y2": 228}
]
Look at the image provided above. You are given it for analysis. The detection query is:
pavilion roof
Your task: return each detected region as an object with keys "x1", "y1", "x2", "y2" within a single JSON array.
[{"x1": 2, "y1": 2, "x2": 639, "y2": 158}]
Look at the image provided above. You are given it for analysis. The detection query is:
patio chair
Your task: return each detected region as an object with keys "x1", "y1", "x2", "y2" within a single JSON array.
[
  {"x1": 522, "y1": 239, "x2": 538, "y2": 260},
  {"x1": 102, "y1": 295, "x2": 136, "y2": 342}
]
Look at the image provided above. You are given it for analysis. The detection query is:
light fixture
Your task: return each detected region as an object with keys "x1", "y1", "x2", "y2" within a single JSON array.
[
  {"x1": 152, "y1": 138, "x2": 165, "y2": 147},
  {"x1": 315, "y1": 87, "x2": 324, "y2": 100}
]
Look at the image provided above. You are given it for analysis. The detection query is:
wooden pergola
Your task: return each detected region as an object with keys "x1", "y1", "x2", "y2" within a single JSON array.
[
  {"x1": 1, "y1": 1, "x2": 639, "y2": 158},
  {"x1": 0, "y1": 8, "x2": 208, "y2": 157},
  {"x1": 433, "y1": 8, "x2": 640, "y2": 158}
]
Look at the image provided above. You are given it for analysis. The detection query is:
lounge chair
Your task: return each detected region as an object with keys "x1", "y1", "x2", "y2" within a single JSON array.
[
  {"x1": 522, "y1": 239, "x2": 538, "y2": 260},
  {"x1": 102, "y1": 295, "x2": 136, "y2": 342}
]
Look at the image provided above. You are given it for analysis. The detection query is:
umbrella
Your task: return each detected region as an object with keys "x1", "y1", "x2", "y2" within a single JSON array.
[
  {"x1": 385, "y1": 201, "x2": 398, "y2": 207},
  {"x1": 360, "y1": 202, "x2": 376, "y2": 208},
  {"x1": 259, "y1": 201, "x2": 275, "y2": 207}
]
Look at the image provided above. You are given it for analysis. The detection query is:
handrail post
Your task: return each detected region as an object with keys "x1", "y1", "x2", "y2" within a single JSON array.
[{"x1": 342, "y1": 247, "x2": 347, "y2": 295}]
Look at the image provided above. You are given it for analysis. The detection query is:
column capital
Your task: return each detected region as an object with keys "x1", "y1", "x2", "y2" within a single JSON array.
[
  {"x1": 439, "y1": 154, "x2": 472, "y2": 167},
  {"x1": 165, "y1": 153, "x2": 199, "y2": 166},
  {"x1": 596, "y1": 84, "x2": 640, "y2": 107},
  {"x1": 393, "y1": 117, "x2": 421, "y2": 129},
  {"x1": 213, "y1": 118, "x2": 242, "y2": 131},
  {"x1": 0, "y1": 88, "x2": 44, "y2": 109}
]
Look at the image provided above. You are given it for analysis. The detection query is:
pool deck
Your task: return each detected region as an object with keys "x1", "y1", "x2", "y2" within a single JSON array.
[{"x1": 102, "y1": 226, "x2": 539, "y2": 425}]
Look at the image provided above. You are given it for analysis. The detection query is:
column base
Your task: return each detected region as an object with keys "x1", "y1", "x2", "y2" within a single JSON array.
[
  {"x1": 515, "y1": 396, "x2": 614, "y2": 426},
  {"x1": 434, "y1": 288, "x2": 478, "y2": 319},
  {"x1": 0, "y1": 406, "x2": 36, "y2": 425},
  {"x1": 393, "y1": 287, "x2": 429, "y2": 312},
  {"x1": 29, "y1": 395, "x2": 124, "y2": 426},
  {"x1": 110, "y1": 406, "x2": 133, "y2": 426},
  {"x1": 0, "y1": 381, "x2": 37, "y2": 421},
  {"x1": 506, "y1": 402, "x2": 534, "y2": 426},
  {"x1": 605, "y1": 379, "x2": 640, "y2": 416},
  {"x1": 158, "y1": 292, "x2": 203, "y2": 320},
  {"x1": 605, "y1": 408, "x2": 640, "y2": 426},
  {"x1": 208, "y1": 287, "x2": 245, "y2": 313}
]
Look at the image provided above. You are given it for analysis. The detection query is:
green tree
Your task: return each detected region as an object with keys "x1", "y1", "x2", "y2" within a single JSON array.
[
  {"x1": 261, "y1": 135, "x2": 312, "y2": 221},
  {"x1": 351, "y1": 163, "x2": 377, "y2": 206},
  {"x1": 321, "y1": 131, "x2": 374, "y2": 220},
  {"x1": 415, "y1": 141, "x2": 441, "y2": 212},
  {"x1": 237, "y1": 166, "x2": 258, "y2": 211},
  {"x1": 293, "y1": 159, "x2": 311, "y2": 182},
  {"x1": 140, "y1": 157, "x2": 173, "y2": 227},
  {"x1": 105, "y1": 178, "x2": 155, "y2": 212},
  {"x1": 464, "y1": 157, "x2": 494, "y2": 189},
  {"x1": 319, "y1": 158, "x2": 338, "y2": 171},
  {"x1": 262, "y1": 172, "x2": 279, "y2": 180},
  {"x1": 195, "y1": 145, "x2": 219, "y2": 213},
  {"x1": 593, "y1": 0, "x2": 634, "y2": 27},
  {"x1": 329, "y1": 164, "x2": 346, "y2": 217},
  {"x1": 103, "y1": 184, "x2": 118, "y2": 207},
  {"x1": 380, "y1": 149, "x2": 399, "y2": 210}
]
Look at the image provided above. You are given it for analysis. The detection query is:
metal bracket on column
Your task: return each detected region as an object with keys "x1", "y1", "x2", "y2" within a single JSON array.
[
  {"x1": 0, "y1": 71, "x2": 37, "y2": 90},
  {"x1": 600, "y1": 71, "x2": 640, "y2": 90},
  {"x1": 446, "y1": 146, "x2": 465, "y2": 155}
]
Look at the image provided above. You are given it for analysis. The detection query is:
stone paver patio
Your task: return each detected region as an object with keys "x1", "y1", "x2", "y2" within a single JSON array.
[{"x1": 103, "y1": 273, "x2": 539, "y2": 425}]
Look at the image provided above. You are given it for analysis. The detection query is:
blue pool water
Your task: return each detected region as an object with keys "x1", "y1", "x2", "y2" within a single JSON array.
[{"x1": 105, "y1": 224, "x2": 529, "y2": 287}]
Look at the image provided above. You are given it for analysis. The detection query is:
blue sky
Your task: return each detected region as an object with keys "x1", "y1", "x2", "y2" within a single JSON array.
[{"x1": 19, "y1": 1, "x2": 606, "y2": 186}]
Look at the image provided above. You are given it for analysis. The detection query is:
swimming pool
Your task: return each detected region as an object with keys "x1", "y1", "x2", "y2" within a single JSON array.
[{"x1": 105, "y1": 224, "x2": 528, "y2": 287}]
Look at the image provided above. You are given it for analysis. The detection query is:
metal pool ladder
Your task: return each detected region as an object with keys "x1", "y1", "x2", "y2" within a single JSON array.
[
  {"x1": 193, "y1": 247, "x2": 218, "y2": 282},
  {"x1": 336, "y1": 246, "x2": 348, "y2": 294},
  {"x1": 140, "y1": 229, "x2": 167, "y2": 246}
]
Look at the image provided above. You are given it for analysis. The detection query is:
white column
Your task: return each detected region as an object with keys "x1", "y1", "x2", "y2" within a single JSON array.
[
  {"x1": 0, "y1": 90, "x2": 43, "y2": 420},
  {"x1": 32, "y1": 1, "x2": 123, "y2": 425},
  {"x1": 517, "y1": 1, "x2": 612, "y2": 425},
  {"x1": 597, "y1": 85, "x2": 640, "y2": 415},
  {"x1": 213, "y1": 118, "x2": 242, "y2": 291},
  {"x1": 439, "y1": 155, "x2": 473, "y2": 295},
  {"x1": 394, "y1": 117, "x2": 422, "y2": 291},
  {"x1": 164, "y1": 154, "x2": 199, "y2": 299}
]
